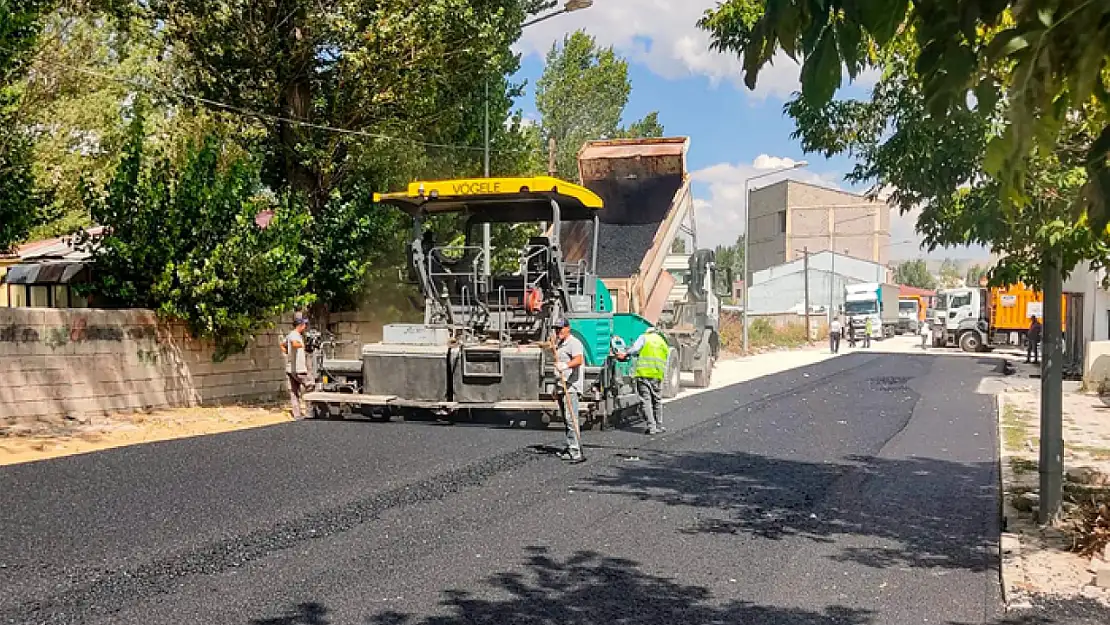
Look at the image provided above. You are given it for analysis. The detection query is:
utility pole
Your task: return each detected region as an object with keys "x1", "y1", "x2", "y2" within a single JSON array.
[
  {"x1": 803, "y1": 246, "x2": 811, "y2": 343},
  {"x1": 1039, "y1": 255, "x2": 1064, "y2": 524},
  {"x1": 482, "y1": 79, "x2": 491, "y2": 277}
]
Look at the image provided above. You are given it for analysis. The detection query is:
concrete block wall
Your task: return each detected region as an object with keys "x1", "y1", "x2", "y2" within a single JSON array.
[{"x1": 0, "y1": 308, "x2": 288, "y2": 420}]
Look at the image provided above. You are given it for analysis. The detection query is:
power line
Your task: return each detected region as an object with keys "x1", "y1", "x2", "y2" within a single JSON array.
[{"x1": 8, "y1": 46, "x2": 544, "y2": 156}]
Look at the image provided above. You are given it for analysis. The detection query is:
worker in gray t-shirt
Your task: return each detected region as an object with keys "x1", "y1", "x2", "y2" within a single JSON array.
[
  {"x1": 280, "y1": 315, "x2": 314, "y2": 419},
  {"x1": 552, "y1": 318, "x2": 586, "y2": 463}
]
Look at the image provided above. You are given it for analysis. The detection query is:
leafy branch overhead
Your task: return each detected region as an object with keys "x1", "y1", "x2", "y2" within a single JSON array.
[{"x1": 700, "y1": 0, "x2": 1110, "y2": 232}]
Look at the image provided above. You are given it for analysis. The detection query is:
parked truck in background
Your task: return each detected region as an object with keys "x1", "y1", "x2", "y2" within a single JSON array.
[
  {"x1": 897, "y1": 295, "x2": 926, "y2": 334},
  {"x1": 844, "y1": 282, "x2": 900, "y2": 339},
  {"x1": 931, "y1": 285, "x2": 1066, "y2": 352}
]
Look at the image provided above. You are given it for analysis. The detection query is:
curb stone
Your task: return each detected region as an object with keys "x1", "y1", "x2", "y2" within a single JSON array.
[{"x1": 998, "y1": 392, "x2": 1035, "y2": 610}]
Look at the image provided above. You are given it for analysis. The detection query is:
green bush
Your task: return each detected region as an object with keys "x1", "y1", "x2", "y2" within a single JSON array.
[{"x1": 81, "y1": 109, "x2": 312, "y2": 359}]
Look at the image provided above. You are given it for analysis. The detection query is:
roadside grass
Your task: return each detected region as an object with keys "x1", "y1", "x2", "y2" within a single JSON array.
[
  {"x1": 1001, "y1": 401, "x2": 1035, "y2": 453},
  {"x1": 1009, "y1": 457, "x2": 1039, "y2": 475}
]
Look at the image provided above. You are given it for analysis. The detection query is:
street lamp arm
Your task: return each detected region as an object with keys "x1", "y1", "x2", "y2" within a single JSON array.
[{"x1": 522, "y1": 8, "x2": 567, "y2": 28}]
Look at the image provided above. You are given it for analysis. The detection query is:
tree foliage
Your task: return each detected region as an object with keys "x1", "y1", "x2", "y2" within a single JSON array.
[
  {"x1": 714, "y1": 234, "x2": 746, "y2": 284},
  {"x1": 0, "y1": 0, "x2": 51, "y2": 252},
  {"x1": 147, "y1": 0, "x2": 531, "y2": 212},
  {"x1": 966, "y1": 263, "x2": 990, "y2": 287},
  {"x1": 699, "y1": 0, "x2": 1110, "y2": 236},
  {"x1": 938, "y1": 258, "x2": 963, "y2": 288},
  {"x1": 892, "y1": 259, "x2": 937, "y2": 290},
  {"x1": 744, "y1": 14, "x2": 1109, "y2": 288},
  {"x1": 81, "y1": 110, "x2": 311, "y2": 359},
  {"x1": 536, "y1": 31, "x2": 664, "y2": 180},
  {"x1": 20, "y1": 6, "x2": 174, "y2": 240}
]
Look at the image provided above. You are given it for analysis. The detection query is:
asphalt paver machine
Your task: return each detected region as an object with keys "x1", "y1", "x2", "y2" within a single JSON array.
[{"x1": 305, "y1": 177, "x2": 649, "y2": 428}]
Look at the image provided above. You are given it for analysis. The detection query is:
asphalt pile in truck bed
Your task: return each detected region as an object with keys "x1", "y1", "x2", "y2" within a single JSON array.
[{"x1": 584, "y1": 173, "x2": 683, "y2": 279}]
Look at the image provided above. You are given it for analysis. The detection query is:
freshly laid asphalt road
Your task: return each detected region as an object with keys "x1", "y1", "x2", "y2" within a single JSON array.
[{"x1": 2, "y1": 351, "x2": 1108, "y2": 624}]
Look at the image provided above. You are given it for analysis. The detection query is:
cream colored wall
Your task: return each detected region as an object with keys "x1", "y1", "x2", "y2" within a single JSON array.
[{"x1": 0, "y1": 308, "x2": 385, "y2": 420}]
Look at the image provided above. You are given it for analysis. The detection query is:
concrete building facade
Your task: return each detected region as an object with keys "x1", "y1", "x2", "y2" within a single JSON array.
[{"x1": 747, "y1": 180, "x2": 891, "y2": 280}]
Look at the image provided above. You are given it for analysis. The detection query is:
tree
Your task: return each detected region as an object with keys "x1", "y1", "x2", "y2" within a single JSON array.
[
  {"x1": 137, "y1": 0, "x2": 544, "y2": 313},
  {"x1": 938, "y1": 258, "x2": 963, "y2": 289},
  {"x1": 714, "y1": 233, "x2": 745, "y2": 283},
  {"x1": 618, "y1": 111, "x2": 666, "y2": 140},
  {"x1": 699, "y1": 0, "x2": 1110, "y2": 229},
  {"x1": 148, "y1": 0, "x2": 530, "y2": 212},
  {"x1": 0, "y1": 0, "x2": 52, "y2": 252},
  {"x1": 81, "y1": 109, "x2": 311, "y2": 358},
  {"x1": 18, "y1": 6, "x2": 175, "y2": 240},
  {"x1": 893, "y1": 259, "x2": 937, "y2": 290},
  {"x1": 671, "y1": 237, "x2": 687, "y2": 254},
  {"x1": 966, "y1": 264, "x2": 989, "y2": 287},
  {"x1": 536, "y1": 31, "x2": 664, "y2": 180}
]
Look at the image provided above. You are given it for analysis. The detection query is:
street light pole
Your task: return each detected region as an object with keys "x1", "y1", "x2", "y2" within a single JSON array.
[
  {"x1": 742, "y1": 161, "x2": 808, "y2": 355},
  {"x1": 481, "y1": 0, "x2": 594, "y2": 276}
]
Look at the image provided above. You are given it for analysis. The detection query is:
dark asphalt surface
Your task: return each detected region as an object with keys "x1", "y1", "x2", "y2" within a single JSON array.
[{"x1": 2, "y1": 352, "x2": 1107, "y2": 624}]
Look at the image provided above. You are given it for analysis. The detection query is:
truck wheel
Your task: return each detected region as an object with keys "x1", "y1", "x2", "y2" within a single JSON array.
[
  {"x1": 662, "y1": 351, "x2": 681, "y2": 399},
  {"x1": 959, "y1": 331, "x2": 982, "y2": 353}
]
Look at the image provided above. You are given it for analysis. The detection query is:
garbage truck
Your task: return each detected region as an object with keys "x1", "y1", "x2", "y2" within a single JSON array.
[{"x1": 930, "y1": 284, "x2": 1066, "y2": 352}]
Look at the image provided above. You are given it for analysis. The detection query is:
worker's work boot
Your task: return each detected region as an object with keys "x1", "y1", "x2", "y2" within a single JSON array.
[{"x1": 557, "y1": 449, "x2": 586, "y2": 463}]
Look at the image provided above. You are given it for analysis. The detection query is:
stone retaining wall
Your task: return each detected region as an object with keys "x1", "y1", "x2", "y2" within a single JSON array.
[{"x1": 0, "y1": 308, "x2": 294, "y2": 420}]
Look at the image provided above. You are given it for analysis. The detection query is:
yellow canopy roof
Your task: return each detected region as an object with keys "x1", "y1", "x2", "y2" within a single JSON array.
[{"x1": 373, "y1": 176, "x2": 604, "y2": 222}]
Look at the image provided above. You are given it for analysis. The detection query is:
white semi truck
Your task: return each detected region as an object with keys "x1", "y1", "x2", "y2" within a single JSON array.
[{"x1": 843, "y1": 282, "x2": 900, "y2": 339}]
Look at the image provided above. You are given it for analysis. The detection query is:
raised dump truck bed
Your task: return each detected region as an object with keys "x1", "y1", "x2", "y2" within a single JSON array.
[
  {"x1": 563, "y1": 137, "x2": 692, "y2": 321},
  {"x1": 566, "y1": 137, "x2": 721, "y2": 395}
]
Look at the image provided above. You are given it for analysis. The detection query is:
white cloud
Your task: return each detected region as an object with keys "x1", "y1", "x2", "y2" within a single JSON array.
[
  {"x1": 690, "y1": 156, "x2": 842, "y2": 248},
  {"x1": 516, "y1": 1, "x2": 878, "y2": 100},
  {"x1": 515, "y1": 1, "x2": 805, "y2": 99}
]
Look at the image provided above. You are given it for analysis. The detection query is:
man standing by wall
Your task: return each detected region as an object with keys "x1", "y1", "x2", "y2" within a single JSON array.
[
  {"x1": 617, "y1": 326, "x2": 671, "y2": 435},
  {"x1": 280, "y1": 315, "x2": 314, "y2": 420},
  {"x1": 552, "y1": 319, "x2": 586, "y2": 463},
  {"x1": 829, "y1": 317, "x2": 842, "y2": 354},
  {"x1": 1027, "y1": 316, "x2": 1043, "y2": 365}
]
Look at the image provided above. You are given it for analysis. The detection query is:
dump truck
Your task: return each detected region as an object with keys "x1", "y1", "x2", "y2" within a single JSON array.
[
  {"x1": 897, "y1": 295, "x2": 927, "y2": 334},
  {"x1": 568, "y1": 137, "x2": 725, "y2": 397},
  {"x1": 303, "y1": 176, "x2": 676, "y2": 428},
  {"x1": 931, "y1": 284, "x2": 1066, "y2": 352},
  {"x1": 844, "y1": 282, "x2": 900, "y2": 339}
]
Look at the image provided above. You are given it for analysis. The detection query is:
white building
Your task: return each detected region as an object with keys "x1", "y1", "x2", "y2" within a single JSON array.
[{"x1": 746, "y1": 251, "x2": 889, "y2": 315}]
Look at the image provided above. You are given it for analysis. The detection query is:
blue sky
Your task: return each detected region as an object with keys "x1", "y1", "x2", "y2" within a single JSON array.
[{"x1": 511, "y1": 0, "x2": 988, "y2": 260}]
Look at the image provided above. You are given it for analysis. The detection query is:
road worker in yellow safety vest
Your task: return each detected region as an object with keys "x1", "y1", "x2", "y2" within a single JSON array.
[{"x1": 616, "y1": 327, "x2": 671, "y2": 435}]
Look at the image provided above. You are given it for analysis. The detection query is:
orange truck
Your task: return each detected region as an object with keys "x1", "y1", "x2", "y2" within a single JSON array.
[
  {"x1": 989, "y1": 286, "x2": 1066, "y2": 334},
  {"x1": 932, "y1": 284, "x2": 1065, "y2": 352}
]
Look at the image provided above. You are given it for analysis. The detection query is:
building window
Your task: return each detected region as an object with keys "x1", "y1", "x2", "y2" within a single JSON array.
[
  {"x1": 29, "y1": 285, "x2": 50, "y2": 307},
  {"x1": 779, "y1": 211, "x2": 787, "y2": 233},
  {"x1": 53, "y1": 285, "x2": 70, "y2": 308}
]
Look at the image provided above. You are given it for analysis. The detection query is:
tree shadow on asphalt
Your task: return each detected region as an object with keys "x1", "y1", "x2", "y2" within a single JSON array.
[
  {"x1": 578, "y1": 448, "x2": 998, "y2": 574},
  {"x1": 253, "y1": 548, "x2": 875, "y2": 625}
]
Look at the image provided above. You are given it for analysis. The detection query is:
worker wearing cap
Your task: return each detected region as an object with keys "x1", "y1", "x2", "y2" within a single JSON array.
[
  {"x1": 280, "y1": 315, "x2": 314, "y2": 420},
  {"x1": 617, "y1": 326, "x2": 670, "y2": 435},
  {"x1": 552, "y1": 318, "x2": 586, "y2": 463}
]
